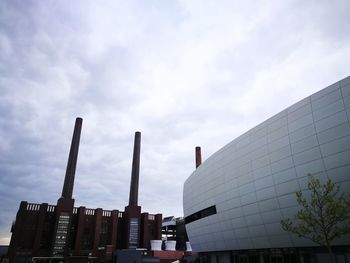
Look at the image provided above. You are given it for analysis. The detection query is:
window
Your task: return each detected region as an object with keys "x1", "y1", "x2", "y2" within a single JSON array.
[
  {"x1": 129, "y1": 218, "x2": 139, "y2": 248},
  {"x1": 185, "y1": 205, "x2": 217, "y2": 224}
]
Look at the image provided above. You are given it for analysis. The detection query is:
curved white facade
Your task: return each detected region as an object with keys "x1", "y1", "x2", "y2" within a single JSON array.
[{"x1": 183, "y1": 76, "x2": 350, "y2": 253}]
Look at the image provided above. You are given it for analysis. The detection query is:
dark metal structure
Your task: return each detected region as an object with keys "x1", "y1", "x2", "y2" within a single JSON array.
[
  {"x1": 7, "y1": 119, "x2": 162, "y2": 263},
  {"x1": 162, "y1": 217, "x2": 189, "y2": 251},
  {"x1": 195, "y1": 146, "x2": 201, "y2": 168}
]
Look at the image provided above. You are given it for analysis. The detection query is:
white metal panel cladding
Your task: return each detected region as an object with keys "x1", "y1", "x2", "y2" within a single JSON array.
[{"x1": 183, "y1": 76, "x2": 350, "y2": 252}]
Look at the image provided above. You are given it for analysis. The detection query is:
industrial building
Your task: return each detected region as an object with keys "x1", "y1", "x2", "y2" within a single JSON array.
[
  {"x1": 183, "y1": 76, "x2": 350, "y2": 263},
  {"x1": 8, "y1": 118, "x2": 162, "y2": 263}
]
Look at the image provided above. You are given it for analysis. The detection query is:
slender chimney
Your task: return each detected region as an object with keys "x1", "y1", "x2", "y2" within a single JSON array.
[
  {"x1": 195, "y1": 146, "x2": 202, "y2": 168},
  {"x1": 61, "y1": 117, "x2": 83, "y2": 199},
  {"x1": 128, "y1": 131, "x2": 141, "y2": 206}
]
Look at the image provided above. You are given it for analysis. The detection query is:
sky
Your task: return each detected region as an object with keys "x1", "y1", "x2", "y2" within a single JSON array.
[{"x1": 1, "y1": 0, "x2": 350, "y2": 245}]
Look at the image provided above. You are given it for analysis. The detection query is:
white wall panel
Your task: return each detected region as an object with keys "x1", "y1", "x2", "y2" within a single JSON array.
[{"x1": 183, "y1": 76, "x2": 350, "y2": 252}]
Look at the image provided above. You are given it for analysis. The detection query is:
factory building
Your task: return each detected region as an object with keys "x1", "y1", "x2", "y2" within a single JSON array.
[
  {"x1": 183, "y1": 76, "x2": 350, "y2": 263},
  {"x1": 8, "y1": 118, "x2": 162, "y2": 263}
]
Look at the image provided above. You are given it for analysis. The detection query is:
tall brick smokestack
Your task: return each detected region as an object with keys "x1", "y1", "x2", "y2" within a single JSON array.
[
  {"x1": 128, "y1": 131, "x2": 141, "y2": 206},
  {"x1": 195, "y1": 146, "x2": 202, "y2": 168},
  {"x1": 61, "y1": 117, "x2": 83, "y2": 199}
]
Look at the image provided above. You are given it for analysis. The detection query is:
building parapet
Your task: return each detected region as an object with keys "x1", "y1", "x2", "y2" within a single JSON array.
[{"x1": 26, "y1": 203, "x2": 41, "y2": 211}]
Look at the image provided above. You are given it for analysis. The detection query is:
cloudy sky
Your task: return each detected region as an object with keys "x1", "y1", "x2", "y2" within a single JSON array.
[{"x1": 1, "y1": 0, "x2": 350, "y2": 245}]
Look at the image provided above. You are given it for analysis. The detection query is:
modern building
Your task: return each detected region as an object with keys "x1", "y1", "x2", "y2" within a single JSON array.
[
  {"x1": 8, "y1": 118, "x2": 162, "y2": 263},
  {"x1": 183, "y1": 76, "x2": 350, "y2": 263}
]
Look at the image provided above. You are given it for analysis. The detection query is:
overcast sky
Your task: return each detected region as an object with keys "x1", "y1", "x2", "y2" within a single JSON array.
[{"x1": 1, "y1": 0, "x2": 350, "y2": 245}]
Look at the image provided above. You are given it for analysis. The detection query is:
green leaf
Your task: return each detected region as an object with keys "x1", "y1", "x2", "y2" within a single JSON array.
[{"x1": 280, "y1": 174, "x2": 350, "y2": 248}]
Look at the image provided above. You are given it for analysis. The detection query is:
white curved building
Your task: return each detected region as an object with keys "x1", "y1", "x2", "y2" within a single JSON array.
[{"x1": 183, "y1": 76, "x2": 350, "y2": 262}]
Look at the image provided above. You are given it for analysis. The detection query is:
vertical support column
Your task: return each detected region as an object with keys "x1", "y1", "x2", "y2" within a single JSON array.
[
  {"x1": 195, "y1": 146, "x2": 202, "y2": 168},
  {"x1": 33, "y1": 203, "x2": 48, "y2": 254},
  {"x1": 154, "y1": 214, "x2": 162, "y2": 240},
  {"x1": 124, "y1": 206, "x2": 141, "y2": 249},
  {"x1": 8, "y1": 201, "x2": 28, "y2": 259},
  {"x1": 140, "y1": 213, "x2": 149, "y2": 249},
  {"x1": 73, "y1": 206, "x2": 86, "y2": 254},
  {"x1": 110, "y1": 210, "x2": 119, "y2": 252},
  {"x1": 93, "y1": 208, "x2": 103, "y2": 256}
]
